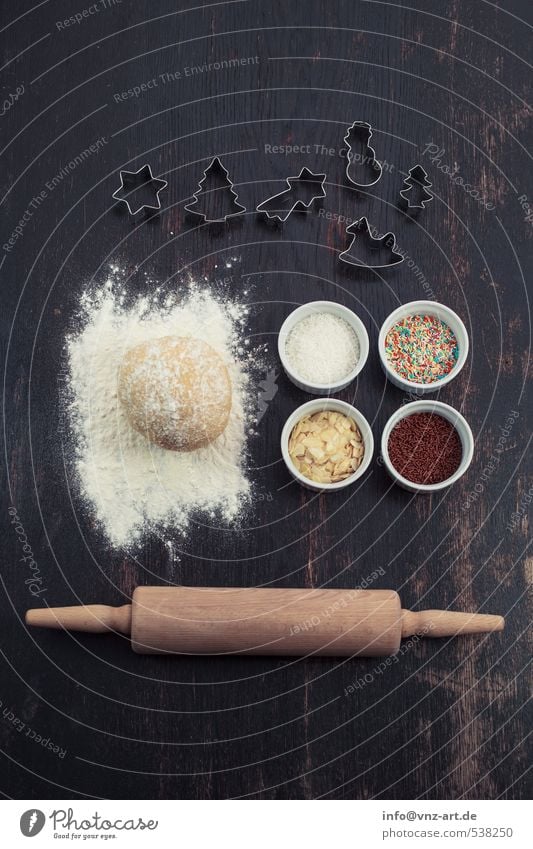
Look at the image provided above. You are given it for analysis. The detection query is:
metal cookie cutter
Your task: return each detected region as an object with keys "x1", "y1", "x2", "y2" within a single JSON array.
[
  {"x1": 344, "y1": 121, "x2": 382, "y2": 188},
  {"x1": 185, "y1": 156, "x2": 246, "y2": 222},
  {"x1": 256, "y1": 167, "x2": 326, "y2": 222},
  {"x1": 112, "y1": 164, "x2": 168, "y2": 215},
  {"x1": 339, "y1": 216, "x2": 404, "y2": 268},
  {"x1": 399, "y1": 164, "x2": 433, "y2": 211}
]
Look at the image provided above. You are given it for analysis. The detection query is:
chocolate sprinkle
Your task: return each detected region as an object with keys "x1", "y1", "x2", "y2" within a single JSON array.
[{"x1": 388, "y1": 413, "x2": 462, "y2": 485}]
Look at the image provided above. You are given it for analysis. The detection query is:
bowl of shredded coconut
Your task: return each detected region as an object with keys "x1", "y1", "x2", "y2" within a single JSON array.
[
  {"x1": 65, "y1": 276, "x2": 257, "y2": 549},
  {"x1": 278, "y1": 301, "x2": 369, "y2": 394}
]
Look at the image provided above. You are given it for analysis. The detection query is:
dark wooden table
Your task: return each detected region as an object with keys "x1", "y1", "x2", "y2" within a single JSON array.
[{"x1": 2, "y1": 0, "x2": 531, "y2": 800}]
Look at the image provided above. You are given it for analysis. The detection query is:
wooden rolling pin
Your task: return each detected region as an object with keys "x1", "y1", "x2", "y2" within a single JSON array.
[{"x1": 25, "y1": 586, "x2": 504, "y2": 657}]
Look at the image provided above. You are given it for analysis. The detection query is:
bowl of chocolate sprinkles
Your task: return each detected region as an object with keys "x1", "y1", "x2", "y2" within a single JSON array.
[
  {"x1": 378, "y1": 300, "x2": 469, "y2": 394},
  {"x1": 381, "y1": 400, "x2": 474, "y2": 492}
]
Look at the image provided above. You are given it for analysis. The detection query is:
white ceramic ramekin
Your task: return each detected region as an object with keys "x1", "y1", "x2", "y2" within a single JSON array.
[
  {"x1": 378, "y1": 300, "x2": 469, "y2": 394},
  {"x1": 380, "y1": 400, "x2": 474, "y2": 493},
  {"x1": 278, "y1": 301, "x2": 369, "y2": 395},
  {"x1": 281, "y1": 398, "x2": 374, "y2": 492}
]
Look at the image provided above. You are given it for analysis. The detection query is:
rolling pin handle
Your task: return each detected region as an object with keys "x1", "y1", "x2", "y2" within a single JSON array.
[
  {"x1": 401, "y1": 609, "x2": 505, "y2": 639},
  {"x1": 25, "y1": 604, "x2": 132, "y2": 635}
]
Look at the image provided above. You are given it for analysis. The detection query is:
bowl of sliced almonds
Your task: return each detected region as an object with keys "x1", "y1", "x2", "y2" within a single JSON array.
[{"x1": 281, "y1": 399, "x2": 374, "y2": 491}]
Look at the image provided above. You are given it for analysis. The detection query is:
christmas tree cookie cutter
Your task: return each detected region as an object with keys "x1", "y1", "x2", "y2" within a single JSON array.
[
  {"x1": 343, "y1": 122, "x2": 382, "y2": 188},
  {"x1": 185, "y1": 156, "x2": 246, "y2": 222},
  {"x1": 256, "y1": 167, "x2": 326, "y2": 222},
  {"x1": 339, "y1": 216, "x2": 404, "y2": 268},
  {"x1": 399, "y1": 164, "x2": 433, "y2": 210},
  {"x1": 112, "y1": 164, "x2": 168, "y2": 215}
]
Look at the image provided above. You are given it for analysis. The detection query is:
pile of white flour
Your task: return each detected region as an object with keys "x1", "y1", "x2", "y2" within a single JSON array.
[{"x1": 66, "y1": 279, "x2": 254, "y2": 547}]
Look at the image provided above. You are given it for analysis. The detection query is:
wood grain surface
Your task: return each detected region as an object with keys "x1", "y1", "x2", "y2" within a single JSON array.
[{"x1": 1, "y1": 0, "x2": 531, "y2": 800}]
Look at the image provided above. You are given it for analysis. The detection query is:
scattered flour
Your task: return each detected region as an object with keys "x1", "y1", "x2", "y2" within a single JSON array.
[{"x1": 66, "y1": 279, "x2": 254, "y2": 547}]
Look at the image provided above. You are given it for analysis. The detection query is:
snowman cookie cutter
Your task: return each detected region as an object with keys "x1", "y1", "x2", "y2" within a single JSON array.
[{"x1": 343, "y1": 121, "x2": 383, "y2": 188}]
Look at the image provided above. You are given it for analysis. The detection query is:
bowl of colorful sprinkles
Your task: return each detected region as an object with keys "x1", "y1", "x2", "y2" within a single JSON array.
[
  {"x1": 381, "y1": 400, "x2": 474, "y2": 493},
  {"x1": 378, "y1": 300, "x2": 468, "y2": 393}
]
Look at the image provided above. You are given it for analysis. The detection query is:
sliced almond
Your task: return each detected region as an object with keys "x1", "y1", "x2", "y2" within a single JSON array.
[
  {"x1": 301, "y1": 435, "x2": 322, "y2": 448},
  {"x1": 336, "y1": 459, "x2": 353, "y2": 474},
  {"x1": 289, "y1": 411, "x2": 362, "y2": 484}
]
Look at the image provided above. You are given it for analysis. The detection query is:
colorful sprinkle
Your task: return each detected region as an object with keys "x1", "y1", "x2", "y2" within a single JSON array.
[{"x1": 385, "y1": 314, "x2": 459, "y2": 384}]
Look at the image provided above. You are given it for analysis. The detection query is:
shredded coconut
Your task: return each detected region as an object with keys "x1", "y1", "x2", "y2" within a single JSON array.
[
  {"x1": 285, "y1": 312, "x2": 360, "y2": 384},
  {"x1": 66, "y1": 276, "x2": 255, "y2": 548}
]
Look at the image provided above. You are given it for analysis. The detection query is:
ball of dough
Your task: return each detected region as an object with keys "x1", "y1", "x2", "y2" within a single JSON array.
[{"x1": 118, "y1": 336, "x2": 232, "y2": 451}]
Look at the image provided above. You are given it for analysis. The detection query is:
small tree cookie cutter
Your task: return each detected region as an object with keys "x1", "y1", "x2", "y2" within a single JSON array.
[
  {"x1": 185, "y1": 156, "x2": 246, "y2": 222},
  {"x1": 399, "y1": 164, "x2": 433, "y2": 211}
]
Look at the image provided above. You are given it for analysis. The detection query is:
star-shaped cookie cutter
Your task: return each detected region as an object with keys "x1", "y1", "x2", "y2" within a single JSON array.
[
  {"x1": 256, "y1": 167, "x2": 326, "y2": 222},
  {"x1": 112, "y1": 164, "x2": 168, "y2": 215}
]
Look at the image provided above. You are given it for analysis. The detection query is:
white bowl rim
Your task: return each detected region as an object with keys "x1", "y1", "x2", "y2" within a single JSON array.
[
  {"x1": 380, "y1": 399, "x2": 474, "y2": 492},
  {"x1": 278, "y1": 300, "x2": 370, "y2": 391},
  {"x1": 378, "y1": 300, "x2": 469, "y2": 391},
  {"x1": 281, "y1": 398, "x2": 374, "y2": 491}
]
